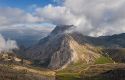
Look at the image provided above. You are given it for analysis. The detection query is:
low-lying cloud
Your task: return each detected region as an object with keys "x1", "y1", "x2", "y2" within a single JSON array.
[{"x1": 0, "y1": 34, "x2": 18, "y2": 53}]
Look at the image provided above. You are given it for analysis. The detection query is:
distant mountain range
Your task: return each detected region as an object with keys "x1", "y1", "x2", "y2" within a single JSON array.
[
  {"x1": 25, "y1": 25, "x2": 125, "y2": 69},
  {"x1": 0, "y1": 29, "x2": 50, "y2": 47}
]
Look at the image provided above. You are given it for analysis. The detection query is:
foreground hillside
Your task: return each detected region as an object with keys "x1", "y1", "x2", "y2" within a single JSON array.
[
  {"x1": 56, "y1": 63, "x2": 125, "y2": 80},
  {"x1": 0, "y1": 52, "x2": 55, "y2": 80},
  {"x1": 0, "y1": 62, "x2": 70, "y2": 80},
  {"x1": 0, "y1": 52, "x2": 125, "y2": 80},
  {"x1": 80, "y1": 63, "x2": 125, "y2": 80},
  {"x1": 0, "y1": 63, "x2": 125, "y2": 80},
  {"x1": 0, "y1": 64, "x2": 55, "y2": 80}
]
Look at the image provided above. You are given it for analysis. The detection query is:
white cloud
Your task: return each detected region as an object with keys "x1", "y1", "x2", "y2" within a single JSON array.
[
  {"x1": 1, "y1": 0, "x2": 125, "y2": 36},
  {"x1": 35, "y1": 4, "x2": 93, "y2": 35},
  {"x1": 0, "y1": 7, "x2": 40, "y2": 26},
  {"x1": 35, "y1": 4, "x2": 78, "y2": 25},
  {"x1": 34, "y1": 0, "x2": 125, "y2": 36},
  {"x1": 0, "y1": 34, "x2": 18, "y2": 53},
  {"x1": 64, "y1": 0, "x2": 125, "y2": 36},
  {"x1": 0, "y1": 23, "x2": 54, "y2": 32}
]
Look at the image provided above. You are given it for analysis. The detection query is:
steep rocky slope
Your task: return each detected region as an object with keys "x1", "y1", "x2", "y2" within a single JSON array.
[
  {"x1": 25, "y1": 25, "x2": 102, "y2": 69},
  {"x1": 25, "y1": 25, "x2": 125, "y2": 69},
  {"x1": 25, "y1": 25, "x2": 73, "y2": 69}
]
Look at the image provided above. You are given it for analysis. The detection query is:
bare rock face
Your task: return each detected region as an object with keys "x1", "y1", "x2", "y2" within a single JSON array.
[
  {"x1": 25, "y1": 25, "x2": 101, "y2": 69},
  {"x1": 25, "y1": 25, "x2": 125, "y2": 69},
  {"x1": 48, "y1": 35, "x2": 72, "y2": 69},
  {"x1": 69, "y1": 38, "x2": 100, "y2": 64},
  {"x1": 25, "y1": 25, "x2": 74, "y2": 69}
]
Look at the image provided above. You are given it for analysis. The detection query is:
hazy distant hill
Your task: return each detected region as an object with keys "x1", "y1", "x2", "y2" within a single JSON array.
[{"x1": 0, "y1": 29, "x2": 50, "y2": 47}]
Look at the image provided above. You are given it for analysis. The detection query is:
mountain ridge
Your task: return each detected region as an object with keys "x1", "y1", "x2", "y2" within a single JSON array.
[{"x1": 25, "y1": 25, "x2": 125, "y2": 69}]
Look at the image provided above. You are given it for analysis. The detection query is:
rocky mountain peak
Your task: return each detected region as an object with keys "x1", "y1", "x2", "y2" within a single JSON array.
[
  {"x1": 50, "y1": 25, "x2": 74, "y2": 35},
  {"x1": 25, "y1": 25, "x2": 125, "y2": 69},
  {"x1": 25, "y1": 25, "x2": 102, "y2": 69}
]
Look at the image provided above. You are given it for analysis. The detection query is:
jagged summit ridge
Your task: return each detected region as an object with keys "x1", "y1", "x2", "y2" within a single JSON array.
[
  {"x1": 25, "y1": 25, "x2": 102, "y2": 69},
  {"x1": 25, "y1": 25, "x2": 125, "y2": 69}
]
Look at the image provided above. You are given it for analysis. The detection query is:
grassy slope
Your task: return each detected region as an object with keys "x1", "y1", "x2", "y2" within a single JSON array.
[
  {"x1": 56, "y1": 63, "x2": 125, "y2": 80},
  {"x1": 55, "y1": 52, "x2": 115, "y2": 80},
  {"x1": 56, "y1": 63, "x2": 88, "y2": 80},
  {"x1": 56, "y1": 40, "x2": 115, "y2": 80},
  {"x1": 80, "y1": 63, "x2": 125, "y2": 80},
  {"x1": 95, "y1": 56, "x2": 114, "y2": 64}
]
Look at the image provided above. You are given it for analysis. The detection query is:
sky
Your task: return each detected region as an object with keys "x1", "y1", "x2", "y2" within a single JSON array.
[
  {"x1": 0, "y1": 0, "x2": 125, "y2": 37},
  {"x1": 0, "y1": 0, "x2": 57, "y2": 8},
  {"x1": 0, "y1": 0, "x2": 58, "y2": 51},
  {"x1": 0, "y1": 0, "x2": 125, "y2": 51}
]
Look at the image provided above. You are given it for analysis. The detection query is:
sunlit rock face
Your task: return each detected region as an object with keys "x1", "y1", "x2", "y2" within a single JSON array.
[
  {"x1": 25, "y1": 25, "x2": 125, "y2": 69},
  {"x1": 25, "y1": 25, "x2": 98, "y2": 69}
]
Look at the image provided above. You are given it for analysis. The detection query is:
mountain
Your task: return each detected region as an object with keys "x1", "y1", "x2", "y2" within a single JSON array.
[
  {"x1": 70, "y1": 32, "x2": 125, "y2": 48},
  {"x1": 0, "y1": 29, "x2": 50, "y2": 47},
  {"x1": 25, "y1": 25, "x2": 125, "y2": 69}
]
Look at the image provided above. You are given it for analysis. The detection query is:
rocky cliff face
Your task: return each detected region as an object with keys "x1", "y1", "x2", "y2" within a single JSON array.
[
  {"x1": 25, "y1": 25, "x2": 102, "y2": 69},
  {"x1": 25, "y1": 25, "x2": 75, "y2": 69},
  {"x1": 25, "y1": 25, "x2": 125, "y2": 69}
]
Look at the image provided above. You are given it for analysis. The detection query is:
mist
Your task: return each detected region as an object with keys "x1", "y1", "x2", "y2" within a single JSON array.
[{"x1": 0, "y1": 34, "x2": 18, "y2": 53}]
